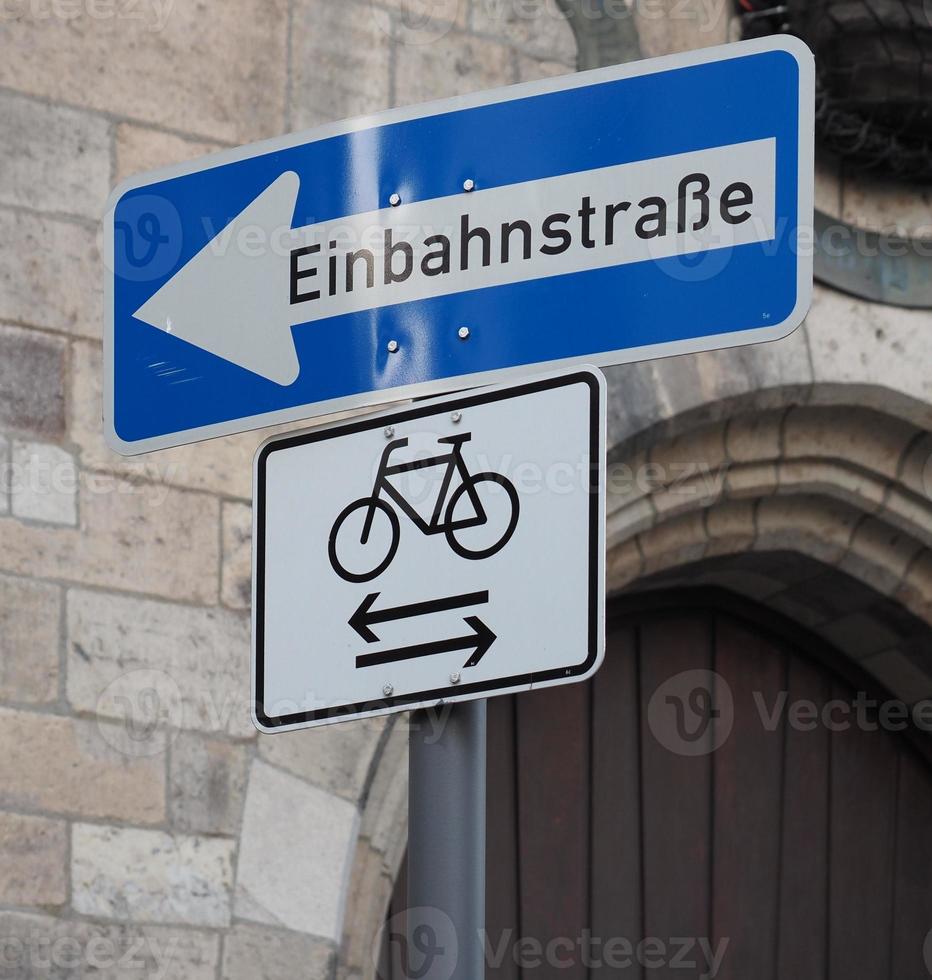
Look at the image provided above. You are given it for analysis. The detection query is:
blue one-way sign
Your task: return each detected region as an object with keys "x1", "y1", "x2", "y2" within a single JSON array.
[{"x1": 105, "y1": 36, "x2": 813, "y2": 454}]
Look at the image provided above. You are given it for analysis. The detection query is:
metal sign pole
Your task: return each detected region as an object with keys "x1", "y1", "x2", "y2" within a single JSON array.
[{"x1": 408, "y1": 699, "x2": 487, "y2": 980}]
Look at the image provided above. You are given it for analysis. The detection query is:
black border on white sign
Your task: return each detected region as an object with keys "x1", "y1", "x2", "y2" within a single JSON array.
[{"x1": 252, "y1": 368, "x2": 605, "y2": 731}]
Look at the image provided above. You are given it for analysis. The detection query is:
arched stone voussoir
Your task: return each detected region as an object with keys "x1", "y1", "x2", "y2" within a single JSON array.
[
  {"x1": 607, "y1": 402, "x2": 932, "y2": 560},
  {"x1": 611, "y1": 489, "x2": 931, "y2": 628}
]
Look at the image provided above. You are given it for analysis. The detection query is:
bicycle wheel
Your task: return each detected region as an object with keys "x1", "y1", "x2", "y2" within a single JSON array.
[
  {"x1": 329, "y1": 497, "x2": 400, "y2": 583},
  {"x1": 444, "y1": 472, "x2": 519, "y2": 561}
]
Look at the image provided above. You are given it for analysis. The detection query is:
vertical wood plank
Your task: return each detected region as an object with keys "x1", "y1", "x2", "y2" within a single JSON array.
[
  {"x1": 711, "y1": 615, "x2": 786, "y2": 980},
  {"x1": 516, "y1": 680, "x2": 591, "y2": 979},
  {"x1": 639, "y1": 615, "x2": 713, "y2": 980},
  {"x1": 890, "y1": 750, "x2": 932, "y2": 979},
  {"x1": 487, "y1": 695, "x2": 521, "y2": 980},
  {"x1": 775, "y1": 655, "x2": 830, "y2": 978},
  {"x1": 828, "y1": 680, "x2": 898, "y2": 980},
  {"x1": 590, "y1": 622, "x2": 643, "y2": 977}
]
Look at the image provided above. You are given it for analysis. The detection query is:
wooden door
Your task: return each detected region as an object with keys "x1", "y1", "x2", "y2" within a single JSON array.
[{"x1": 384, "y1": 591, "x2": 932, "y2": 979}]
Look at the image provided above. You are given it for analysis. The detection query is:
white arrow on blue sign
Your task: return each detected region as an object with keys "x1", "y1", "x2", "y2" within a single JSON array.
[{"x1": 104, "y1": 36, "x2": 814, "y2": 455}]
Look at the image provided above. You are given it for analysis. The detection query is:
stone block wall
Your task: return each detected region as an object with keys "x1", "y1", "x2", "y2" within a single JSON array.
[{"x1": 0, "y1": 2, "x2": 573, "y2": 977}]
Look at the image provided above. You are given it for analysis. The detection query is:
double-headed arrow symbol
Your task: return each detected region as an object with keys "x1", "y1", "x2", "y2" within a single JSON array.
[{"x1": 351, "y1": 590, "x2": 495, "y2": 670}]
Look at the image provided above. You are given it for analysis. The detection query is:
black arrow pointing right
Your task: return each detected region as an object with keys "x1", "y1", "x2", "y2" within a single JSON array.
[{"x1": 355, "y1": 616, "x2": 496, "y2": 670}]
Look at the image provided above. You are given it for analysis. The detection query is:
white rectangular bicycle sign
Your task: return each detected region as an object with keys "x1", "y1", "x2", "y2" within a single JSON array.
[{"x1": 252, "y1": 367, "x2": 606, "y2": 731}]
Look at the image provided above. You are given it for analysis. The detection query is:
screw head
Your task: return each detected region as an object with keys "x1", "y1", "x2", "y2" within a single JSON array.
[
  {"x1": 450, "y1": 671, "x2": 461, "y2": 685},
  {"x1": 389, "y1": 193, "x2": 401, "y2": 207},
  {"x1": 450, "y1": 411, "x2": 462, "y2": 424},
  {"x1": 387, "y1": 339, "x2": 399, "y2": 353},
  {"x1": 382, "y1": 683, "x2": 394, "y2": 697},
  {"x1": 384, "y1": 426, "x2": 395, "y2": 438},
  {"x1": 457, "y1": 326, "x2": 470, "y2": 340},
  {"x1": 463, "y1": 179, "x2": 476, "y2": 193}
]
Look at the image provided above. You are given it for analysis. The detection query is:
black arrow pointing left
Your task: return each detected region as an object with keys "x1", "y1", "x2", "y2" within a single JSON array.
[{"x1": 350, "y1": 590, "x2": 490, "y2": 643}]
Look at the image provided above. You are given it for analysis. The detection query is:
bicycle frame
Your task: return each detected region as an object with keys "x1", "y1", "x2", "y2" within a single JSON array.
[{"x1": 361, "y1": 435, "x2": 487, "y2": 543}]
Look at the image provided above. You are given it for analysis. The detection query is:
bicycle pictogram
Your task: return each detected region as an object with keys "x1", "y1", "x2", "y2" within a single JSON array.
[{"x1": 328, "y1": 432, "x2": 519, "y2": 583}]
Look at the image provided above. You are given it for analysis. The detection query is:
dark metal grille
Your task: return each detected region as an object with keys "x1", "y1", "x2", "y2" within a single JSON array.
[{"x1": 739, "y1": 0, "x2": 932, "y2": 181}]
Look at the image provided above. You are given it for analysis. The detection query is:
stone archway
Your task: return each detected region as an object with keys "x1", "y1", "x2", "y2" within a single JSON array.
[{"x1": 606, "y1": 398, "x2": 932, "y2": 701}]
